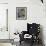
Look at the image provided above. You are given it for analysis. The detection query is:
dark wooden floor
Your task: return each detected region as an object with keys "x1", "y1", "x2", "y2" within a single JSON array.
[{"x1": 19, "y1": 41, "x2": 43, "y2": 46}]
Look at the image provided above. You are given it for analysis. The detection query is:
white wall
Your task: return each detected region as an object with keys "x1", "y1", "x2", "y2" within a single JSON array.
[{"x1": 0, "y1": 0, "x2": 8, "y2": 3}]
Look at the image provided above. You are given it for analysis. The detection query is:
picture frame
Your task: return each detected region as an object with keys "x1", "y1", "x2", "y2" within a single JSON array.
[{"x1": 16, "y1": 7, "x2": 27, "y2": 20}]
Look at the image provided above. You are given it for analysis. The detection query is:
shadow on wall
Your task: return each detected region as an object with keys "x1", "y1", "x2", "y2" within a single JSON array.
[{"x1": 40, "y1": 25, "x2": 45, "y2": 46}]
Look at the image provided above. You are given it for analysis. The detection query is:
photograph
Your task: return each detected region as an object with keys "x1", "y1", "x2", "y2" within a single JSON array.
[{"x1": 16, "y1": 7, "x2": 27, "y2": 20}]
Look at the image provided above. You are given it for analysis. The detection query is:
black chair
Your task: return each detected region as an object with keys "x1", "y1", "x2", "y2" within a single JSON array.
[{"x1": 19, "y1": 23, "x2": 40, "y2": 45}]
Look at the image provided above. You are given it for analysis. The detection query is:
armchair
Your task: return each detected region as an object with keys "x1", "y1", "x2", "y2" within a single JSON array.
[{"x1": 19, "y1": 23, "x2": 41, "y2": 46}]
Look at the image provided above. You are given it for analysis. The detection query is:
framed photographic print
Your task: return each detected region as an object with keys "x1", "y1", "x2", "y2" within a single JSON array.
[{"x1": 16, "y1": 7, "x2": 27, "y2": 20}]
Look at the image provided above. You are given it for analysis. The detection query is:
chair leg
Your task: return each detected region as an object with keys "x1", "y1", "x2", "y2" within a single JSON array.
[
  {"x1": 20, "y1": 41, "x2": 21, "y2": 45},
  {"x1": 30, "y1": 41, "x2": 34, "y2": 46},
  {"x1": 30, "y1": 39, "x2": 34, "y2": 46}
]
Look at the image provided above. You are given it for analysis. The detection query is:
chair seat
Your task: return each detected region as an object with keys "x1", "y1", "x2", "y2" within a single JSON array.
[{"x1": 24, "y1": 34, "x2": 32, "y2": 38}]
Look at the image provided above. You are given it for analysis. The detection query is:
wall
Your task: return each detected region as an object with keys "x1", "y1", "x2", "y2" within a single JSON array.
[{"x1": 0, "y1": 0, "x2": 8, "y2": 3}]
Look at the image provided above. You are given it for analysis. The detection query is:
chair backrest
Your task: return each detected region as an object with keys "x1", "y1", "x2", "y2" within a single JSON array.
[{"x1": 27, "y1": 23, "x2": 40, "y2": 35}]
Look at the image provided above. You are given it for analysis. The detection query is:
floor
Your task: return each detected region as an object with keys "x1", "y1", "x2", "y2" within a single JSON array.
[
  {"x1": 0, "y1": 43, "x2": 13, "y2": 46},
  {"x1": 0, "y1": 41, "x2": 43, "y2": 46},
  {"x1": 19, "y1": 41, "x2": 43, "y2": 46}
]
